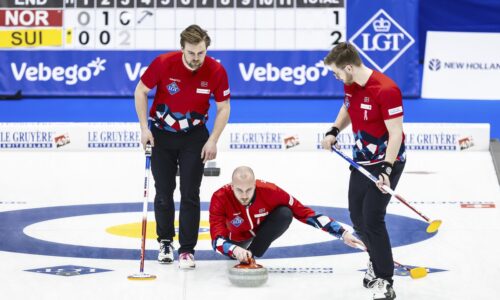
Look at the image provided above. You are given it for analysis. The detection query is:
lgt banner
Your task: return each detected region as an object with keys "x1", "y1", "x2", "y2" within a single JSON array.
[{"x1": 347, "y1": 0, "x2": 419, "y2": 97}]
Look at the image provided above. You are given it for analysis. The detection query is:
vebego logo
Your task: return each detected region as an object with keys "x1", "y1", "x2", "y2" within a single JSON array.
[
  {"x1": 239, "y1": 61, "x2": 330, "y2": 85},
  {"x1": 349, "y1": 9, "x2": 415, "y2": 72},
  {"x1": 10, "y1": 57, "x2": 107, "y2": 85}
]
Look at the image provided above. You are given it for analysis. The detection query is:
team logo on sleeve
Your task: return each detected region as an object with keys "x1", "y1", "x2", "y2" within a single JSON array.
[
  {"x1": 230, "y1": 216, "x2": 244, "y2": 227},
  {"x1": 167, "y1": 82, "x2": 180, "y2": 95},
  {"x1": 344, "y1": 96, "x2": 350, "y2": 109},
  {"x1": 388, "y1": 106, "x2": 403, "y2": 115}
]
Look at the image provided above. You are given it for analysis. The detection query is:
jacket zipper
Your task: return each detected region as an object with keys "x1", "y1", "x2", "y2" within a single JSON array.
[{"x1": 246, "y1": 206, "x2": 256, "y2": 237}]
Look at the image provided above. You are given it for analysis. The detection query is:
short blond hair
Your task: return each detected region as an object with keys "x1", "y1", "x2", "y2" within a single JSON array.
[
  {"x1": 180, "y1": 25, "x2": 211, "y2": 48},
  {"x1": 324, "y1": 42, "x2": 362, "y2": 68}
]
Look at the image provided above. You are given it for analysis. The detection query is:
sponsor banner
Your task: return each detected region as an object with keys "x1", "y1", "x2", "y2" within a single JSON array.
[
  {"x1": 0, "y1": 49, "x2": 417, "y2": 97},
  {"x1": 347, "y1": 0, "x2": 419, "y2": 97},
  {"x1": 25, "y1": 265, "x2": 112, "y2": 277},
  {"x1": 218, "y1": 123, "x2": 490, "y2": 152},
  {"x1": 460, "y1": 203, "x2": 496, "y2": 209},
  {"x1": 422, "y1": 31, "x2": 500, "y2": 100},
  {"x1": 0, "y1": 122, "x2": 489, "y2": 152},
  {"x1": 0, "y1": 123, "x2": 141, "y2": 151},
  {"x1": 402, "y1": 123, "x2": 489, "y2": 151},
  {"x1": 219, "y1": 124, "x2": 320, "y2": 151},
  {"x1": 0, "y1": 50, "x2": 339, "y2": 97}
]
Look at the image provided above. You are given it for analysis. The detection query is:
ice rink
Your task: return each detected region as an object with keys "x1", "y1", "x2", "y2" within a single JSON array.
[{"x1": 1, "y1": 149, "x2": 499, "y2": 300}]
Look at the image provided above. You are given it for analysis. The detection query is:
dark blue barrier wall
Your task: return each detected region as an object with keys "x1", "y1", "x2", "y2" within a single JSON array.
[
  {"x1": 1, "y1": 98, "x2": 499, "y2": 139},
  {"x1": 419, "y1": 0, "x2": 500, "y2": 62}
]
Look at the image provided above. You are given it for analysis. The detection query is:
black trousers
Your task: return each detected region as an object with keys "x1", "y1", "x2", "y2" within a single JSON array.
[
  {"x1": 348, "y1": 162, "x2": 405, "y2": 283},
  {"x1": 233, "y1": 206, "x2": 293, "y2": 257},
  {"x1": 151, "y1": 125, "x2": 208, "y2": 255}
]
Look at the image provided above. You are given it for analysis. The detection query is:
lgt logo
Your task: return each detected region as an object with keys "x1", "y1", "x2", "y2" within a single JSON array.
[
  {"x1": 231, "y1": 216, "x2": 244, "y2": 227},
  {"x1": 349, "y1": 9, "x2": 415, "y2": 72}
]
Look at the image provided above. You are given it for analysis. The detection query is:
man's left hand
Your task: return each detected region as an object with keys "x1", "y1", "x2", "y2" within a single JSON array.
[
  {"x1": 374, "y1": 162, "x2": 392, "y2": 194},
  {"x1": 376, "y1": 174, "x2": 391, "y2": 194}
]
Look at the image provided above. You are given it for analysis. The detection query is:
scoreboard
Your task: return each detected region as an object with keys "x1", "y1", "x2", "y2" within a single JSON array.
[
  {"x1": 0, "y1": 0, "x2": 346, "y2": 49},
  {"x1": 0, "y1": 0, "x2": 420, "y2": 98}
]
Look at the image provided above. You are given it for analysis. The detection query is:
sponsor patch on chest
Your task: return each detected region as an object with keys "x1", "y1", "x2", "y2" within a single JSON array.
[
  {"x1": 230, "y1": 216, "x2": 244, "y2": 227},
  {"x1": 360, "y1": 103, "x2": 372, "y2": 110},
  {"x1": 254, "y1": 212, "x2": 269, "y2": 218},
  {"x1": 167, "y1": 82, "x2": 180, "y2": 95},
  {"x1": 196, "y1": 88, "x2": 210, "y2": 94}
]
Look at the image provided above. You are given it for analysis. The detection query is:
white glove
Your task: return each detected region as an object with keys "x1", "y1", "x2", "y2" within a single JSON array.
[{"x1": 232, "y1": 246, "x2": 252, "y2": 263}]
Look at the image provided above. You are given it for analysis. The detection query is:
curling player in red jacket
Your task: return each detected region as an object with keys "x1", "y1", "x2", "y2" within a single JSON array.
[{"x1": 209, "y1": 166, "x2": 364, "y2": 263}]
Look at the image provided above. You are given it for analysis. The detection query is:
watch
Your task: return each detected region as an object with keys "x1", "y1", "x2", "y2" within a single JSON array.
[
  {"x1": 381, "y1": 162, "x2": 393, "y2": 176},
  {"x1": 385, "y1": 165, "x2": 392, "y2": 176}
]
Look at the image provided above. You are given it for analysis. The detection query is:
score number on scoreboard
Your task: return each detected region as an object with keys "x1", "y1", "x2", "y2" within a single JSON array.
[{"x1": 0, "y1": 0, "x2": 346, "y2": 49}]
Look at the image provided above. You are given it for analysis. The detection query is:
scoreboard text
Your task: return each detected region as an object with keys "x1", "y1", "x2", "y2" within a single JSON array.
[{"x1": 0, "y1": 0, "x2": 346, "y2": 49}]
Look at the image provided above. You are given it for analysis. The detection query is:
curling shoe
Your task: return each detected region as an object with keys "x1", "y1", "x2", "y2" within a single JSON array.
[
  {"x1": 179, "y1": 252, "x2": 196, "y2": 269},
  {"x1": 372, "y1": 278, "x2": 396, "y2": 300},
  {"x1": 158, "y1": 240, "x2": 174, "y2": 264},
  {"x1": 363, "y1": 260, "x2": 377, "y2": 288}
]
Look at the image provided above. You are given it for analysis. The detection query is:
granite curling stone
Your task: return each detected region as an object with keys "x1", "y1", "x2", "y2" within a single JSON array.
[{"x1": 228, "y1": 258, "x2": 268, "y2": 287}]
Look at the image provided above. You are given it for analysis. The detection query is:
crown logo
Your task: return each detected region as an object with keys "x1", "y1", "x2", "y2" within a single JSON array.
[{"x1": 372, "y1": 17, "x2": 391, "y2": 32}]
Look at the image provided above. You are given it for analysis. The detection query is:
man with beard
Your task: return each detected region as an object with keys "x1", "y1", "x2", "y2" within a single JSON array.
[
  {"x1": 321, "y1": 42, "x2": 406, "y2": 300},
  {"x1": 134, "y1": 24, "x2": 231, "y2": 269},
  {"x1": 209, "y1": 166, "x2": 364, "y2": 263}
]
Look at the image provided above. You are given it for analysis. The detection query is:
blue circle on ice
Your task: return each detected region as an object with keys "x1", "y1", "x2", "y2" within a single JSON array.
[{"x1": 0, "y1": 202, "x2": 436, "y2": 260}]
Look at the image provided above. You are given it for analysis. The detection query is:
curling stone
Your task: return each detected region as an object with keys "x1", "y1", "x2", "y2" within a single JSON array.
[
  {"x1": 204, "y1": 161, "x2": 220, "y2": 176},
  {"x1": 176, "y1": 161, "x2": 220, "y2": 176},
  {"x1": 228, "y1": 258, "x2": 268, "y2": 287}
]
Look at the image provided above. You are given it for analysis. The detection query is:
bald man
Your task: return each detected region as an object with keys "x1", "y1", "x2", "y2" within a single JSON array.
[{"x1": 209, "y1": 166, "x2": 364, "y2": 263}]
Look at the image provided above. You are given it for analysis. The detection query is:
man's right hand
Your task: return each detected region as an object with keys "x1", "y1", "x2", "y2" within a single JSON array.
[
  {"x1": 342, "y1": 231, "x2": 366, "y2": 249},
  {"x1": 140, "y1": 128, "x2": 155, "y2": 150},
  {"x1": 232, "y1": 246, "x2": 252, "y2": 263},
  {"x1": 321, "y1": 134, "x2": 339, "y2": 150}
]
